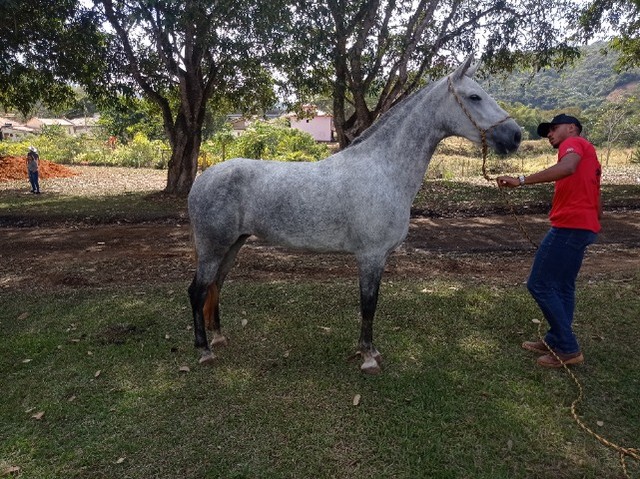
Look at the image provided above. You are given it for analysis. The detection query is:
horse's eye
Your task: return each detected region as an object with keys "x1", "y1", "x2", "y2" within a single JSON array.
[{"x1": 469, "y1": 94, "x2": 481, "y2": 101}]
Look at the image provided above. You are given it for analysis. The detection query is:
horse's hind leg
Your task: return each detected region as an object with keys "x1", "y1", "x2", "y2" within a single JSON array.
[
  {"x1": 189, "y1": 275, "x2": 216, "y2": 364},
  {"x1": 203, "y1": 283, "x2": 229, "y2": 347},
  {"x1": 204, "y1": 235, "x2": 249, "y2": 348},
  {"x1": 356, "y1": 256, "x2": 386, "y2": 374}
]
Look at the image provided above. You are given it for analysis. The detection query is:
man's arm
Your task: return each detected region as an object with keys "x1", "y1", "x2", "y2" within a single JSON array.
[{"x1": 497, "y1": 153, "x2": 581, "y2": 188}]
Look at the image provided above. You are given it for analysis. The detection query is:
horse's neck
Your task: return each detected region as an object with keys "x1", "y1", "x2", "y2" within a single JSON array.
[{"x1": 353, "y1": 83, "x2": 447, "y2": 197}]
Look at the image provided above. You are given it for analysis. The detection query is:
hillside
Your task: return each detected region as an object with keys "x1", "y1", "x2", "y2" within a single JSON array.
[{"x1": 483, "y1": 43, "x2": 640, "y2": 110}]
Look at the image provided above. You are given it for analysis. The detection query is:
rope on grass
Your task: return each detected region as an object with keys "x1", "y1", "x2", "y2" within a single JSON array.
[{"x1": 537, "y1": 322, "x2": 640, "y2": 478}]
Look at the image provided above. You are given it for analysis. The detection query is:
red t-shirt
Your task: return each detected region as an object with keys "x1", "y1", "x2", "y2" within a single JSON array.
[{"x1": 549, "y1": 136, "x2": 601, "y2": 233}]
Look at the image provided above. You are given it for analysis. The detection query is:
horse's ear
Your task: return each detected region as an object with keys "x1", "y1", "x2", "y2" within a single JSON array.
[
  {"x1": 466, "y1": 60, "x2": 479, "y2": 78},
  {"x1": 451, "y1": 54, "x2": 476, "y2": 80}
]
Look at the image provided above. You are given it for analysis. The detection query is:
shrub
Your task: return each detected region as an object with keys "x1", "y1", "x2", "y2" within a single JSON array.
[
  {"x1": 200, "y1": 126, "x2": 237, "y2": 169},
  {"x1": 227, "y1": 120, "x2": 330, "y2": 162},
  {"x1": 109, "y1": 132, "x2": 168, "y2": 168}
]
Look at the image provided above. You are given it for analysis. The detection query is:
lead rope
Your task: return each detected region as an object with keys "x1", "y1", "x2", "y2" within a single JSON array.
[
  {"x1": 447, "y1": 76, "x2": 639, "y2": 477},
  {"x1": 446, "y1": 77, "x2": 538, "y2": 249},
  {"x1": 538, "y1": 322, "x2": 640, "y2": 477}
]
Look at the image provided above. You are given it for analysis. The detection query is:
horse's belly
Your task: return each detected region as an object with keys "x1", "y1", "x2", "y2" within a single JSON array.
[
  {"x1": 254, "y1": 226, "x2": 351, "y2": 253},
  {"x1": 251, "y1": 214, "x2": 408, "y2": 255}
]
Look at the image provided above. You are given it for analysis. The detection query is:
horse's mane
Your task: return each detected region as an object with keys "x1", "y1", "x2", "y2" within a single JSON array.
[{"x1": 347, "y1": 81, "x2": 438, "y2": 149}]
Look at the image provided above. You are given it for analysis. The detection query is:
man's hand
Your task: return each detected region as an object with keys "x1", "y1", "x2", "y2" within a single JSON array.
[{"x1": 497, "y1": 176, "x2": 520, "y2": 188}]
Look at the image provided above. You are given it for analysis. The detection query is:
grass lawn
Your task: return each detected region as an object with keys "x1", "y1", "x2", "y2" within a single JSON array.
[
  {"x1": 2, "y1": 278, "x2": 639, "y2": 478},
  {"x1": 2, "y1": 156, "x2": 639, "y2": 477}
]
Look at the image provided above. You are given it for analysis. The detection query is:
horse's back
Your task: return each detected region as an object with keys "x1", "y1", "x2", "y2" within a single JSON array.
[
  {"x1": 189, "y1": 158, "x2": 336, "y2": 238},
  {"x1": 188, "y1": 155, "x2": 410, "y2": 254}
]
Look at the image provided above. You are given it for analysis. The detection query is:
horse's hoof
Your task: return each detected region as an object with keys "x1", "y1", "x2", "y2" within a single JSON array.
[
  {"x1": 360, "y1": 357, "x2": 382, "y2": 375},
  {"x1": 372, "y1": 351, "x2": 383, "y2": 365},
  {"x1": 210, "y1": 334, "x2": 228, "y2": 347},
  {"x1": 198, "y1": 352, "x2": 216, "y2": 365}
]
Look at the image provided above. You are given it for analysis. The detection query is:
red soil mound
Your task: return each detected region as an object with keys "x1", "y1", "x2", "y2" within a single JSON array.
[{"x1": 0, "y1": 155, "x2": 78, "y2": 182}]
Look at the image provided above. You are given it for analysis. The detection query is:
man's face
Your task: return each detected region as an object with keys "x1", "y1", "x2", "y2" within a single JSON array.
[{"x1": 546, "y1": 123, "x2": 573, "y2": 149}]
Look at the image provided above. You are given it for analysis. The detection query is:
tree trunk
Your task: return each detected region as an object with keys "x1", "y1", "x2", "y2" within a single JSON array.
[{"x1": 164, "y1": 113, "x2": 202, "y2": 196}]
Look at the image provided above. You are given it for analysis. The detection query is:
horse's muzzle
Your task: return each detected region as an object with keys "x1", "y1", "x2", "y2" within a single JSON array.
[{"x1": 492, "y1": 122, "x2": 522, "y2": 155}]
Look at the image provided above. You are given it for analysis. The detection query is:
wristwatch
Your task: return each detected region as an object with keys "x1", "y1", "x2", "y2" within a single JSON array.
[{"x1": 518, "y1": 175, "x2": 526, "y2": 186}]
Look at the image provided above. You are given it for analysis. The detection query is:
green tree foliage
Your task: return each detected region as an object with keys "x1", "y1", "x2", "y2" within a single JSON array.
[
  {"x1": 276, "y1": 0, "x2": 583, "y2": 148},
  {"x1": 0, "y1": 0, "x2": 106, "y2": 115},
  {"x1": 98, "y1": 97, "x2": 166, "y2": 144},
  {"x1": 580, "y1": 0, "x2": 640, "y2": 69},
  {"x1": 583, "y1": 90, "x2": 640, "y2": 154},
  {"x1": 484, "y1": 43, "x2": 640, "y2": 111},
  {"x1": 92, "y1": 0, "x2": 282, "y2": 194}
]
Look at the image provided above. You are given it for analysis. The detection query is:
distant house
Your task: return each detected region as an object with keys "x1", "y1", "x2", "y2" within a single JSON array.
[
  {"x1": 227, "y1": 111, "x2": 284, "y2": 137},
  {"x1": 228, "y1": 115, "x2": 251, "y2": 137},
  {"x1": 69, "y1": 116, "x2": 101, "y2": 136},
  {"x1": 286, "y1": 105, "x2": 334, "y2": 142},
  {"x1": 0, "y1": 117, "x2": 36, "y2": 140},
  {"x1": 26, "y1": 117, "x2": 75, "y2": 135},
  {"x1": 1, "y1": 115, "x2": 102, "y2": 140}
]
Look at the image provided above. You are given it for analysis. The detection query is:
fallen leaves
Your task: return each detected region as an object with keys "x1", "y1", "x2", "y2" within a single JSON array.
[
  {"x1": 31, "y1": 411, "x2": 45, "y2": 420},
  {"x1": 1, "y1": 466, "x2": 21, "y2": 476},
  {"x1": 352, "y1": 394, "x2": 361, "y2": 406}
]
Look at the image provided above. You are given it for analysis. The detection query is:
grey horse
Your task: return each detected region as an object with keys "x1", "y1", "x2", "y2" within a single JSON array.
[{"x1": 188, "y1": 56, "x2": 522, "y2": 374}]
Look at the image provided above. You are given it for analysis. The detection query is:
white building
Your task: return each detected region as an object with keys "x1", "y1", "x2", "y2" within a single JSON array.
[{"x1": 26, "y1": 117, "x2": 75, "y2": 135}]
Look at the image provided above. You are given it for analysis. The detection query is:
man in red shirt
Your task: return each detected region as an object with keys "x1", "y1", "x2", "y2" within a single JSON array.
[{"x1": 497, "y1": 114, "x2": 602, "y2": 368}]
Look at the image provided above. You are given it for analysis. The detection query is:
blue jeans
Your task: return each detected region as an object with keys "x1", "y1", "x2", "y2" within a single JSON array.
[
  {"x1": 527, "y1": 227, "x2": 597, "y2": 354},
  {"x1": 28, "y1": 170, "x2": 40, "y2": 192}
]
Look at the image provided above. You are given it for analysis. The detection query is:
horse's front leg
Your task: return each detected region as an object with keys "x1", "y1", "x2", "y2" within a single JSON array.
[{"x1": 357, "y1": 258, "x2": 385, "y2": 374}]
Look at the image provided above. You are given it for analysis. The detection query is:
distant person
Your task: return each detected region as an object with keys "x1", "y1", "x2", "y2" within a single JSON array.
[
  {"x1": 497, "y1": 114, "x2": 602, "y2": 368},
  {"x1": 26, "y1": 146, "x2": 41, "y2": 194}
]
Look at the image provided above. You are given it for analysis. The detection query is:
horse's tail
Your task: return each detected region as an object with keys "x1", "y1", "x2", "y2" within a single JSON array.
[{"x1": 189, "y1": 224, "x2": 198, "y2": 265}]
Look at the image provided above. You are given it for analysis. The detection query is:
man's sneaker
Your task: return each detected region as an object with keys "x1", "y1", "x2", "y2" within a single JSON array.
[
  {"x1": 537, "y1": 351, "x2": 584, "y2": 368},
  {"x1": 522, "y1": 340, "x2": 551, "y2": 354}
]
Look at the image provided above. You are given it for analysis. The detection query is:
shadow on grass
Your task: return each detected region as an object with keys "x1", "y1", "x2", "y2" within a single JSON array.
[
  {"x1": 0, "y1": 190, "x2": 188, "y2": 226},
  {"x1": 413, "y1": 180, "x2": 640, "y2": 218},
  {"x1": 2, "y1": 180, "x2": 639, "y2": 228}
]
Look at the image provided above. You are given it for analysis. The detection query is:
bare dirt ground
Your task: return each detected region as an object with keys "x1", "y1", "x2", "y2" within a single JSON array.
[{"x1": 1, "y1": 165, "x2": 639, "y2": 293}]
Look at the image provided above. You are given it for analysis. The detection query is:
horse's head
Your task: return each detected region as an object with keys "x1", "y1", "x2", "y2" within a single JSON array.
[{"x1": 443, "y1": 56, "x2": 522, "y2": 155}]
